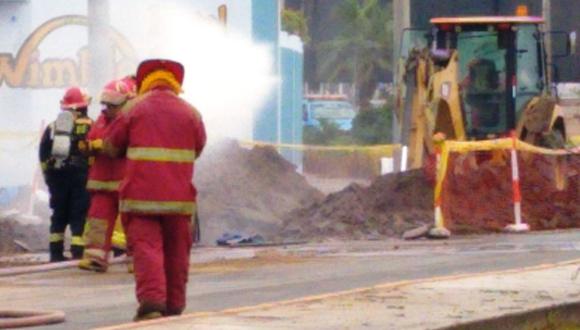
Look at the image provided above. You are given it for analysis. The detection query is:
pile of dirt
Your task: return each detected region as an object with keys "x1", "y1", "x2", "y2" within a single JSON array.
[
  {"x1": 279, "y1": 170, "x2": 434, "y2": 240},
  {"x1": 0, "y1": 186, "x2": 50, "y2": 255},
  {"x1": 3, "y1": 140, "x2": 576, "y2": 252},
  {"x1": 0, "y1": 213, "x2": 48, "y2": 254},
  {"x1": 442, "y1": 152, "x2": 580, "y2": 232},
  {"x1": 196, "y1": 140, "x2": 324, "y2": 244},
  {"x1": 303, "y1": 149, "x2": 382, "y2": 179},
  {"x1": 0, "y1": 140, "x2": 325, "y2": 252},
  {"x1": 280, "y1": 152, "x2": 579, "y2": 240}
]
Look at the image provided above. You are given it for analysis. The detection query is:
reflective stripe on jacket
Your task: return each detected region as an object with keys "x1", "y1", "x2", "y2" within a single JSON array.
[
  {"x1": 106, "y1": 88, "x2": 206, "y2": 216},
  {"x1": 87, "y1": 114, "x2": 125, "y2": 192}
]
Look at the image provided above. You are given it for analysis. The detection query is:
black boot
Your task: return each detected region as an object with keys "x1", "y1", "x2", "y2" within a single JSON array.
[
  {"x1": 70, "y1": 244, "x2": 84, "y2": 259},
  {"x1": 112, "y1": 247, "x2": 126, "y2": 258},
  {"x1": 49, "y1": 242, "x2": 69, "y2": 262},
  {"x1": 134, "y1": 302, "x2": 166, "y2": 322}
]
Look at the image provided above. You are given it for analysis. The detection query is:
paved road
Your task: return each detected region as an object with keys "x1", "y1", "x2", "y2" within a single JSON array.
[{"x1": 2, "y1": 230, "x2": 580, "y2": 329}]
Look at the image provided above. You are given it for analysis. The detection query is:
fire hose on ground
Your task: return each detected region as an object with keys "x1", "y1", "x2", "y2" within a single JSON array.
[
  {"x1": 0, "y1": 309, "x2": 65, "y2": 329},
  {"x1": 0, "y1": 256, "x2": 128, "y2": 328}
]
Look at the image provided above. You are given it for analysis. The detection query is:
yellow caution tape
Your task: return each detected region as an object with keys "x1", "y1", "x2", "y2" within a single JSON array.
[
  {"x1": 444, "y1": 137, "x2": 572, "y2": 156},
  {"x1": 433, "y1": 144, "x2": 450, "y2": 212},
  {"x1": 238, "y1": 140, "x2": 402, "y2": 157},
  {"x1": 515, "y1": 140, "x2": 571, "y2": 156}
]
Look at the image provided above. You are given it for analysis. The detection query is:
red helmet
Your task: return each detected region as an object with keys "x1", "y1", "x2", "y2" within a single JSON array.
[
  {"x1": 120, "y1": 75, "x2": 137, "y2": 98},
  {"x1": 60, "y1": 86, "x2": 91, "y2": 110},
  {"x1": 136, "y1": 59, "x2": 184, "y2": 93},
  {"x1": 100, "y1": 79, "x2": 134, "y2": 105}
]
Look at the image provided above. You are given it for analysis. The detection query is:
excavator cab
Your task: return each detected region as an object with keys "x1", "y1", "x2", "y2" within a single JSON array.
[
  {"x1": 430, "y1": 17, "x2": 545, "y2": 140},
  {"x1": 456, "y1": 26, "x2": 510, "y2": 138}
]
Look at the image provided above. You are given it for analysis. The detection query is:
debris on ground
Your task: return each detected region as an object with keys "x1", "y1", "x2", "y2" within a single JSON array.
[
  {"x1": 402, "y1": 224, "x2": 432, "y2": 240},
  {"x1": 1, "y1": 139, "x2": 324, "y2": 255},
  {"x1": 216, "y1": 233, "x2": 266, "y2": 246},
  {"x1": 442, "y1": 152, "x2": 580, "y2": 233},
  {"x1": 1, "y1": 140, "x2": 578, "y2": 255},
  {"x1": 195, "y1": 139, "x2": 324, "y2": 245},
  {"x1": 280, "y1": 152, "x2": 579, "y2": 241},
  {"x1": 280, "y1": 170, "x2": 434, "y2": 241},
  {"x1": 0, "y1": 212, "x2": 48, "y2": 255}
]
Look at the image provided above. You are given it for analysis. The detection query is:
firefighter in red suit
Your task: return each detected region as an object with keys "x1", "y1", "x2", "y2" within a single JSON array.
[
  {"x1": 104, "y1": 59, "x2": 206, "y2": 321},
  {"x1": 78, "y1": 78, "x2": 136, "y2": 272}
]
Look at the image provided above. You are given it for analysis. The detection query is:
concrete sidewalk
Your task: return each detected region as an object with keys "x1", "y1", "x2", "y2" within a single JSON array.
[{"x1": 101, "y1": 260, "x2": 580, "y2": 330}]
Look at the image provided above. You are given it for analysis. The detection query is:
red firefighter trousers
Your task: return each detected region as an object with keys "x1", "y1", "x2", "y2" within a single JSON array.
[
  {"x1": 126, "y1": 215, "x2": 192, "y2": 314},
  {"x1": 84, "y1": 192, "x2": 118, "y2": 265}
]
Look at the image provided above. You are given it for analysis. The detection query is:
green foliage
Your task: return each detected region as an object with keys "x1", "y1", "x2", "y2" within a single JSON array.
[
  {"x1": 351, "y1": 104, "x2": 393, "y2": 144},
  {"x1": 317, "y1": 0, "x2": 393, "y2": 107},
  {"x1": 303, "y1": 104, "x2": 393, "y2": 146},
  {"x1": 303, "y1": 120, "x2": 354, "y2": 145},
  {"x1": 282, "y1": 9, "x2": 310, "y2": 43}
]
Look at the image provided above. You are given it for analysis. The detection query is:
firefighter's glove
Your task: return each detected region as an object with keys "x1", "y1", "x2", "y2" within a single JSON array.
[
  {"x1": 78, "y1": 140, "x2": 90, "y2": 154},
  {"x1": 89, "y1": 139, "x2": 104, "y2": 153}
]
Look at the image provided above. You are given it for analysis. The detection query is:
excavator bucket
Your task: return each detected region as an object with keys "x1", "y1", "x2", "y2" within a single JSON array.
[{"x1": 559, "y1": 102, "x2": 580, "y2": 147}]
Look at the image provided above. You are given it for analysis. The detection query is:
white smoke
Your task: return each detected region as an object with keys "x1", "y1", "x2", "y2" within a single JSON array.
[
  {"x1": 114, "y1": 2, "x2": 278, "y2": 141},
  {"x1": 0, "y1": 1, "x2": 278, "y2": 222}
]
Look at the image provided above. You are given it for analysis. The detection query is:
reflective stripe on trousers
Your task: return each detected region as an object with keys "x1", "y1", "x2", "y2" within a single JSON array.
[
  {"x1": 71, "y1": 235, "x2": 84, "y2": 246},
  {"x1": 87, "y1": 180, "x2": 120, "y2": 191},
  {"x1": 49, "y1": 233, "x2": 65, "y2": 243}
]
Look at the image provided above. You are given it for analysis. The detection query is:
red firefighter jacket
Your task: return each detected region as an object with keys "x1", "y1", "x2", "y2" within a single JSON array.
[
  {"x1": 105, "y1": 87, "x2": 206, "y2": 216},
  {"x1": 87, "y1": 114, "x2": 125, "y2": 193}
]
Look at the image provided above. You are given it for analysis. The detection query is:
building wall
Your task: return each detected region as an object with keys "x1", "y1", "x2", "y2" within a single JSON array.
[
  {"x1": 0, "y1": 0, "x2": 87, "y2": 187},
  {"x1": 251, "y1": 0, "x2": 280, "y2": 143},
  {"x1": 280, "y1": 32, "x2": 304, "y2": 167},
  {"x1": 252, "y1": 0, "x2": 305, "y2": 164}
]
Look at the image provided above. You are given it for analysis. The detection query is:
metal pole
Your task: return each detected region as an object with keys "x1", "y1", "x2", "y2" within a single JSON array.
[
  {"x1": 505, "y1": 131, "x2": 530, "y2": 232},
  {"x1": 543, "y1": 0, "x2": 553, "y2": 85},
  {"x1": 88, "y1": 0, "x2": 113, "y2": 118},
  {"x1": 392, "y1": 0, "x2": 410, "y2": 145}
]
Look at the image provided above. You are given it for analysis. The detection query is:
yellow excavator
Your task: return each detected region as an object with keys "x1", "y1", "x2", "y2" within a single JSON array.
[{"x1": 395, "y1": 8, "x2": 578, "y2": 169}]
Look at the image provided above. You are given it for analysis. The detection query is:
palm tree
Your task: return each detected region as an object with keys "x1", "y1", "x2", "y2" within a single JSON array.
[{"x1": 317, "y1": 0, "x2": 392, "y2": 109}]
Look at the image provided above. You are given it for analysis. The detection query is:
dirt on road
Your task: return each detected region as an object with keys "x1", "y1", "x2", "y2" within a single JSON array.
[
  {"x1": 280, "y1": 170, "x2": 433, "y2": 240},
  {"x1": 1, "y1": 141, "x2": 578, "y2": 255},
  {"x1": 195, "y1": 139, "x2": 324, "y2": 244},
  {"x1": 442, "y1": 152, "x2": 580, "y2": 233},
  {"x1": 280, "y1": 151, "x2": 579, "y2": 240}
]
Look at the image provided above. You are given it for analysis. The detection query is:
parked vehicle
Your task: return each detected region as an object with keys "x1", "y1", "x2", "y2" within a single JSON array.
[{"x1": 303, "y1": 95, "x2": 356, "y2": 131}]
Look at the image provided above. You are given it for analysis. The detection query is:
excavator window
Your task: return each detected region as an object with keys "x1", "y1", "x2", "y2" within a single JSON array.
[
  {"x1": 515, "y1": 25, "x2": 543, "y2": 115},
  {"x1": 399, "y1": 28, "x2": 429, "y2": 59},
  {"x1": 458, "y1": 30, "x2": 508, "y2": 137},
  {"x1": 434, "y1": 29, "x2": 457, "y2": 50}
]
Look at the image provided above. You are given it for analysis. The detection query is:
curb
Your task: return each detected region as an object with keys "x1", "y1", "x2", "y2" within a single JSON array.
[
  {"x1": 97, "y1": 258, "x2": 580, "y2": 330},
  {"x1": 440, "y1": 301, "x2": 580, "y2": 330}
]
